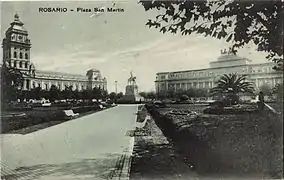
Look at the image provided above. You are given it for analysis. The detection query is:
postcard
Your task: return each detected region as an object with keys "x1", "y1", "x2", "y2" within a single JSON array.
[{"x1": 1, "y1": 1, "x2": 283, "y2": 179}]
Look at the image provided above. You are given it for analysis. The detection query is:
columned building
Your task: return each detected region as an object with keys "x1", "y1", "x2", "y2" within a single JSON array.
[
  {"x1": 2, "y1": 14, "x2": 107, "y2": 91},
  {"x1": 155, "y1": 49, "x2": 283, "y2": 94}
]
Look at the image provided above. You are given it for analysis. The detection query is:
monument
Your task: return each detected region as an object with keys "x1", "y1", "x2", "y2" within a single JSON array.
[{"x1": 122, "y1": 71, "x2": 143, "y2": 102}]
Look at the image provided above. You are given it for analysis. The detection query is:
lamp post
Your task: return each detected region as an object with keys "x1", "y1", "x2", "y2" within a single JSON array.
[{"x1": 114, "y1": 80, "x2": 118, "y2": 94}]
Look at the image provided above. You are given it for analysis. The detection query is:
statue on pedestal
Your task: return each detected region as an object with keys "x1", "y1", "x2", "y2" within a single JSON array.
[
  {"x1": 121, "y1": 71, "x2": 143, "y2": 103},
  {"x1": 128, "y1": 71, "x2": 137, "y2": 86}
]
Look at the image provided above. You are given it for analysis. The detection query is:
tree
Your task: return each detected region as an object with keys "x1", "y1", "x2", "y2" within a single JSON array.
[
  {"x1": 210, "y1": 73, "x2": 255, "y2": 104},
  {"x1": 62, "y1": 86, "x2": 73, "y2": 100},
  {"x1": 1, "y1": 64, "x2": 24, "y2": 103},
  {"x1": 147, "y1": 91, "x2": 156, "y2": 100},
  {"x1": 81, "y1": 89, "x2": 92, "y2": 100},
  {"x1": 72, "y1": 89, "x2": 80, "y2": 100},
  {"x1": 140, "y1": 0, "x2": 283, "y2": 70},
  {"x1": 259, "y1": 83, "x2": 273, "y2": 96},
  {"x1": 101, "y1": 89, "x2": 108, "y2": 100},
  {"x1": 272, "y1": 83, "x2": 283, "y2": 101},
  {"x1": 29, "y1": 87, "x2": 43, "y2": 100},
  {"x1": 92, "y1": 87, "x2": 102, "y2": 100},
  {"x1": 116, "y1": 92, "x2": 124, "y2": 100},
  {"x1": 139, "y1": 92, "x2": 147, "y2": 99},
  {"x1": 109, "y1": 92, "x2": 117, "y2": 101},
  {"x1": 48, "y1": 85, "x2": 61, "y2": 102}
]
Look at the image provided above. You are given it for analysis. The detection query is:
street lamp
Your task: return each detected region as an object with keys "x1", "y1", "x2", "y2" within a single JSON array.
[{"x1": 114, "y1": 80, "x2": 118, "y2": 94}]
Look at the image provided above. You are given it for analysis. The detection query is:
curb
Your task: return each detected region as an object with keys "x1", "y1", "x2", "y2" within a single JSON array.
[{"x1": 110, "y1": 105, "x2": 139, "y2": 180}]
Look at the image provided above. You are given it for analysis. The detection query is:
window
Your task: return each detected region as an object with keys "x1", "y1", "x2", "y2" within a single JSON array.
[
  {"x1": 25, "y1": 53, "x2": 28, "y2": 59},
  {"x1": 14, "y1": 52, "x2": 17, "y2": 58},
  {"x1": 26, "y1": 80, "x2": 30, "y2": 90},
  {"x1": 19, "y1": 61, "x2": 22, "y2": 68},
  {"x1": 45, "y1": 84, "x2": 48, "y2": 90},
  {"x1": 205, "y1": 82, "x2": 209, "y2": 88},
  {"x1": 181, "y1": 83, "x2": 185, "y2": 89},
  {"x1": 19, "y1": 52, "x2": 23, "y2": 59},
  {"x1": 25, "y1": 62, "x2": 28, "y2": 68}
]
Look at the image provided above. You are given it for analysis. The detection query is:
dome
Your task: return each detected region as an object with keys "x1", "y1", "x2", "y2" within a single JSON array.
[
  {"x1": 7, "y1": 13, "x2": 28, "y2": 34},
  {"x1": 88, "y1": 68, "x2": 100, "y2": 72}
]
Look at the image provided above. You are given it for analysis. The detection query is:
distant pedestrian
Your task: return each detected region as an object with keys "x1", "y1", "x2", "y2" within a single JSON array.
[{"x1": 258, "y1": 91, "x2": 265, "y2": 111}]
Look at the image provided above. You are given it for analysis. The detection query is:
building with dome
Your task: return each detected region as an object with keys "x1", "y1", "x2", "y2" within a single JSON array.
[
  {"x1": 2, "y1": 14, "x2": 107, "y2": 91},
  {"x1": 155, "y1": 48, "x2": 283, "y2": 94}
]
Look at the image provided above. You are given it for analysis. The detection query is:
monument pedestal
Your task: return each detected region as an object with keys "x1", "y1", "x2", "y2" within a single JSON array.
[
  {"x1": 120, "y1": 72, "x2": 144, "y2": 103},
  {"x1": 123, "y1": 85, "x2": 142, "y2": 102}
]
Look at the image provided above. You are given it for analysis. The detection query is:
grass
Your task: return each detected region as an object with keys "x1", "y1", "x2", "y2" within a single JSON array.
[{"x1": 1, "y1": 105, "x2": 113, "y2": 134}]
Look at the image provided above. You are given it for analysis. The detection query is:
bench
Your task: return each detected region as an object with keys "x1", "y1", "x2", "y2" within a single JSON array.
[
  {"x1": 63, "y1": 110, "x2": 79, "y2": 119},
  {"x1": 99, "y1": 104, "x2": 105, "y2": 109},
  {"x1": 42, "y1": 103, "x2": 51, "y2": 107}
]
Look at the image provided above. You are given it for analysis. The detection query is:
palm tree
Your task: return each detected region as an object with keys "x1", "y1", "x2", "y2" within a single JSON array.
[{"x1": 210, "y1": 73, "x2": 255, "y2": 105}]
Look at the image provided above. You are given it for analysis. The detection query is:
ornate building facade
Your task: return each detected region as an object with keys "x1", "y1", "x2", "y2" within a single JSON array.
[
  {"x1": 2, "y1": 14, "x2": 107, "y2": 91},
  {"x1": 155, "y1": 48, "x2": 283, "y2": 94}
]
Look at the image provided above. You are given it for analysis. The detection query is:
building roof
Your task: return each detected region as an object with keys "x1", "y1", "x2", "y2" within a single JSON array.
[
  {"x1": 156, "y1": 62, "x2": 276, "y2": 75},
  {"x1": 6, "y1": 14, "x2": 28, "y2": 35},
  {"x1": 87, "y1": 68, "x2": 100, "y2": 72},
  {"x1": 36, "y1": 70, "x2": 85, "y2": 77}
]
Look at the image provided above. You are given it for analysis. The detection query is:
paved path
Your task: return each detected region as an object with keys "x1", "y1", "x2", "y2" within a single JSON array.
[{"x1": 1, "y1": 105, "x2": 138, "y2": 180}]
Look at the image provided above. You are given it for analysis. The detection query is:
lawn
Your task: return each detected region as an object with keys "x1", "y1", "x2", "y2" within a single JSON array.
[{"x1": 1, "y1": 105, "x2": 113, "y2": 134}]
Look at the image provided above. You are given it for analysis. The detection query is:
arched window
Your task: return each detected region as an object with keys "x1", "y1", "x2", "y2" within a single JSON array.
[
  {"x1": 25, "y1": 62, "x2": 28, "y2": 68},
  {"x1": 25, "y1": 53, "x2": 28, "y2": 59},
  {"x1": 13, "y1": 61, "x2": 17, "y2": 67},
  {"x1": 14, "y1": 52, "x2": 17, "y2": 58},
  {"x1": 19, "y1": 61, "x2": 22, "y2": 68},
  {"x1": 19, "y1": 52, "x2": 23, "y2": 59}
]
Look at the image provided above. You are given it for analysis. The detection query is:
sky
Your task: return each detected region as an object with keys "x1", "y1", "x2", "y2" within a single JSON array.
[{"x1": 1, "y1": 0, "x2": 269, "y2": 93}]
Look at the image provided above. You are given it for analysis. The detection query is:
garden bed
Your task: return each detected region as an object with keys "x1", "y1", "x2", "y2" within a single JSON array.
[
  {"x1": 203, "y1": 104, "x2": 258, "y2": 114},
  {"x1": 130, "y1": 106, "x2": 197, "y2": 179},
  {"x1": 145, "y1": 103, "x2": 283, "y2": 178}
]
